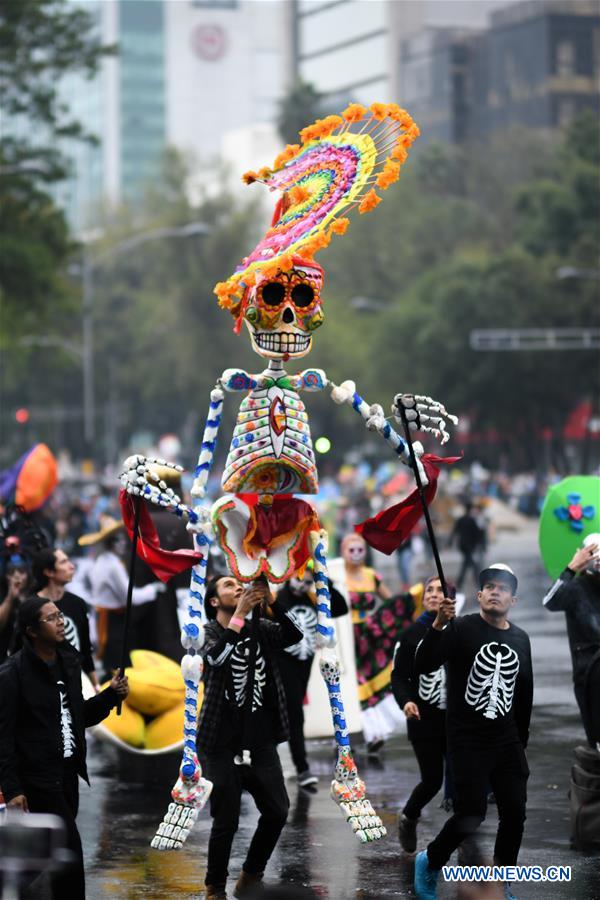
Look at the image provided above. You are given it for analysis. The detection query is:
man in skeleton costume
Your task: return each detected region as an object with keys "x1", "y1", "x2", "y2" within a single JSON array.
[
  {"x1": 199, "y1": 574, "x2": 303, "y2": 899},
  {"x1": 275, "y1": 568, "x2": 347, "y2": 788},
  {"x1": 542, "y1": 533, "x2": 600, "y2": 748},
  {"x1": 412, "y1": 564, "x2": 533, "y2": 900},
  {"x1": 392, "y1": 575, "x2": 456, "y2": 853},
  {"x1": 33, "y1": 547, "x2": 98, "y2": 689},
  {"x1": 0, "y1": 596, "x2": 128, "y2": 900}
]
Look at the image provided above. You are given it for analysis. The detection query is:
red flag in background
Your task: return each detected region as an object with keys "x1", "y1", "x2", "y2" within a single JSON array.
[{"x1": 355, "y1": 454, "x2": 461, "y2": 555}]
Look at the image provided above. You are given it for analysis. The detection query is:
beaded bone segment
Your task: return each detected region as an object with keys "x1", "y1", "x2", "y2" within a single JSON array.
[{"x1": 309, "y1": 529, "x2": 385, "y2": 841}]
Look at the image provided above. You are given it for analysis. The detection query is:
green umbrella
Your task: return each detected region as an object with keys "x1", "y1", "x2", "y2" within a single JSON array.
[{"x1": 538, "y1": 476, "x2": 600, "y2": 579}]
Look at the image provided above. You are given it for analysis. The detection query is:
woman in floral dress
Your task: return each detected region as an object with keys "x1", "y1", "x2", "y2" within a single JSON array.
[{"x1": 339, "y1": 532, "x2": 414, "y2": 753}]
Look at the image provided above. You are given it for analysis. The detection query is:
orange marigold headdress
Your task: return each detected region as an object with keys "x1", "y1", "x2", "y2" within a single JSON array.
[{"x1": 215, "y1": 102, "x2": 419, "y2": 317}]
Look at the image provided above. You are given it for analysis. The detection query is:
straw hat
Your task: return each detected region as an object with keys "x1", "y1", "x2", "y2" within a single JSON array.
[{"x1": 78, "y1": 515, "x2": 124, "y2": 547}]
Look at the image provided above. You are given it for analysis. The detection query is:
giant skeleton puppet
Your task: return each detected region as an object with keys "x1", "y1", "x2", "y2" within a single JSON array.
[{"x1": 120, "y1": 102, "x2": 458, "y2": 849}]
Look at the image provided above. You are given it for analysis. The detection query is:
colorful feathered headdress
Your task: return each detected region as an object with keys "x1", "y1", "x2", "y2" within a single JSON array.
[{"x1": 214, "y1": 102, "x2": 419, "y2": 317}]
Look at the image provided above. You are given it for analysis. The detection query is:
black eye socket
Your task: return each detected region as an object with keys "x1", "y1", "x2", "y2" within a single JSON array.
[
  {"x1": 261, "y1": 282, "x2": 285, "y2": 305},
  {"x1": 291, "y1": 283, "x2": 315, "y2": 307}
]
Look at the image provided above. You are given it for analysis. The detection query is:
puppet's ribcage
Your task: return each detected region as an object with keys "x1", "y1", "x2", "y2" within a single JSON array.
[
  {"x1": 418, "y1": 667, "x2": 446, "y2": 709},
  {"x1": 222, "y1": 385, "x2": 318, "y2": 494},
  {"x1": 465, "y1": 642, "x2": 520, "y2": 720}
]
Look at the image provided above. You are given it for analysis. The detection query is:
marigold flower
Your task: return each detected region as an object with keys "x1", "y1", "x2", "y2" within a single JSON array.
[
  {"x1": 390, "y1": 142, "x2": 408, "y2": 164},
  {"x1": 299, "y1": 121, "x2": 323, "y2": 144},
  {"x1": 288, "y1": 185, "x2": 311, "y2": 206},
  {"x1": 376, "y1": 159, "x2": 401, "y2": 189},
  {"x1": 278, "y1": 253, "x2": 294, "y2": 272},
  {"x1": 329, "y1": 217, "x2": 350, "y2": 235},
  {"x1": 319, "y1": 114, "x2": 343, "y2": 136},
  {"x1": 342, "y1": 102, "x2": 367, "y2": 123},
  {"x1": 358, "y1": 189, "x2": 382, "y2": 214},
  {"x1": 273, "y1": 144, "x2": 300, "y2": 169},
  {"x1": 370, "y1": 102, "x2": 388, "y2": 121}
]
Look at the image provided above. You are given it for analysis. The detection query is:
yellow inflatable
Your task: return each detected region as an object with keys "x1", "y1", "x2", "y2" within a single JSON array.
[
  {"x1": 145, "y1": 685, "x2": 204, "y2": 750},
  {"x1": 97, "y1": 651, "x2": 201, "y2": 750},
  {"x1": 125, "y1": 663, "x2": 186, "y2": 716},
  {"x1": 100, "y1": 699, "x2": 146, "y2": 748},
  {"x1": 129, "y1": 649, "x2": 182, "y2": 676}
]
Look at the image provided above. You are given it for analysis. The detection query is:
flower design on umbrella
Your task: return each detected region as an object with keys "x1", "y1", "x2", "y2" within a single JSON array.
[{"x1": 554, "y1": 493, "x2": 595, "y2": 532}]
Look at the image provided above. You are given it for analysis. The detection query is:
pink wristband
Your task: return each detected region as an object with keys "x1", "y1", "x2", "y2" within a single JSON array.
[{"x1": 229, "y1": 616, "x2": 245, "y2": 630}]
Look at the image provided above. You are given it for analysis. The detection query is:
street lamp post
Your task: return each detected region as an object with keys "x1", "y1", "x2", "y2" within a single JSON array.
[{"x1": 79, "y1": 222, "x2": 211, "y2": 464}]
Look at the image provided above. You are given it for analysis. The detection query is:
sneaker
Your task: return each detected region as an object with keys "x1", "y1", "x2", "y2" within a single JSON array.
[
  {"x1": 414, "y1": 849, "x2": 440, "y2": 900},
  {"x1": 397, "y1": 813, "x2": 417, "y2": 853},
  {"x1": 297, "y1": 770, "x2": 318, "y2": 788},
  {"x1": 204, "y1": 886, "x2": 227, "y2": 900},
  {"x1": 233, "y1": 870, "x2": 263, "y2": 898}
]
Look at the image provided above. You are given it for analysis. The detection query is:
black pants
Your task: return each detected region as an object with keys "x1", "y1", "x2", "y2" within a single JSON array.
[
  {"x1": 575, "y1": 680, "x2": 597, "y2": 748},
  {"x1": 404, "y1": 735, "x2": 446, "y2": 820},
  {"x1": 24, "y1": 767, "x2": 85, "y2": 900},
  {"x1": 277, "y1": 653, "x2": 313, "y2": 774},
  {"x1": 456, "y1": 550, "x2": 480, "y2": 590},
  {"x1": 427, "y1": 742, "x2": 528, "y2": 870},
  {"x1": 204, "y1": 745, "x2": 290, "y2": 888}
]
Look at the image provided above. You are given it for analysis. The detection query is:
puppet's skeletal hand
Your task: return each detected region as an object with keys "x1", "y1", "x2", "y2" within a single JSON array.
[
  {"x1": 392, "y1": 394, "x2": 458, "y2": 445},
  {"x1": 331, "y1": 380, "x2": 356, "y2": 405},
  {"x1": 120, "y1": 455, "x2": 183, "y2": 507}
]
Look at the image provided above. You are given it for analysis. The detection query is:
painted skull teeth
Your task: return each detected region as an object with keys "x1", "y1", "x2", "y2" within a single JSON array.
[{"x1": 254, "y1": 332, "x2": 311, "y2": 354}]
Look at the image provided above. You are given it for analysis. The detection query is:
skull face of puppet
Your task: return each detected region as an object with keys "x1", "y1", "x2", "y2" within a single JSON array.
[{"x1": 243, "y1": 260, "x2": 324, "y2": 360}]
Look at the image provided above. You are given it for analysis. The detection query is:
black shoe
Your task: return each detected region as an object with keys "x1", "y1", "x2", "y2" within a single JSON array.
[
  {"x1": 366, "y1": 739, "x2": 385, "y2": 756},
  {"x1": 397, "y1": 813, "x2": 417, "y2": 853}
]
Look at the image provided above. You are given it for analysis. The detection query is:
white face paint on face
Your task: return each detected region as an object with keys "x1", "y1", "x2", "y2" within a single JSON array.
[{"x1": 343, "y1": 539, "x2": 366, "y2": 566}]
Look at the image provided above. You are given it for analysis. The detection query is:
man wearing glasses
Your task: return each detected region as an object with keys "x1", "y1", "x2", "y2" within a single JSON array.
[{"x1": 0, "y1": 596, "x2": 128, "y2": 900}]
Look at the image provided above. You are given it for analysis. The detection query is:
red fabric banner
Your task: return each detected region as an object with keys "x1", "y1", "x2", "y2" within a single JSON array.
[
  {"x1": 119, "y1": 490, "x2": 203, "y2": 583},
  {"x1": 355, "y1": 453, "x2": 462, "y2": 555}
]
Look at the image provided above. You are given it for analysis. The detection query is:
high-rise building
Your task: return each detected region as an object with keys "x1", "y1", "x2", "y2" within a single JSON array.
[
  {"x1": 291, "y1": 0, "x2": 522, "y2": 107},
  {"x1": 398, "y1": 0, "x2": 600, "y2": 147},
  {"x1": 58, "y1": 0, "x2": 289, "y2": 232}
]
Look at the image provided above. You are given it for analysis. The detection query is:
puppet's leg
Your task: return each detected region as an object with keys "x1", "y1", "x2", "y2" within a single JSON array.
[
  {"x1": 309, "y1": 529, "x2": 387, "y2": 843},
  {"x1": 151, "y1": 532, "x2": 213, "y2": 850}
]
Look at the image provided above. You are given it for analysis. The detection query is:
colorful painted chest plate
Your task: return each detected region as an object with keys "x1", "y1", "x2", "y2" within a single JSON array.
[{"x1": 222, "y1": 385, "x2": 318, "y2": 494}]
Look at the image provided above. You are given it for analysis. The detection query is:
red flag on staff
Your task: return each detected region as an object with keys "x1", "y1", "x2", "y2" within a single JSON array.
[
  {"x1": 119, "y1": 489, "x2": 203, "y2": 582},
  {"x1": 355, "y1": 453, "x2": 461, "y2": 555}
]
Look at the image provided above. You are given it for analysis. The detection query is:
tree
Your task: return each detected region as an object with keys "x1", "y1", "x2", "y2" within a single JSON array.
[
  {"x1": 0, "y1": 0, "x2": 114, "y2": 336},
  {"x1": 277, "y1": 81, "x2": 323, "y2": 144}
]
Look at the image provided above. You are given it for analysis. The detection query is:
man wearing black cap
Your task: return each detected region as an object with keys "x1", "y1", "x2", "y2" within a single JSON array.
[{"x1": 412, "y1": 564, "x2": 533, "y2": 900}]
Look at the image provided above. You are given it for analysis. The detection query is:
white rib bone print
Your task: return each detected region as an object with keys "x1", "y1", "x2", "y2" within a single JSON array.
[
  {"x1": 465, "y1": 642, "x2": 520, "y2": 719},
  {"x1": 225, "y1": 637, "x2": 266, "y2": 711},
  {"x1": 62, "y1": 614, "x2": 80, "y2": 651},
  {"x1": 285, "y1": 606, "x2": 317, "y2": 661},
  {"x1": 418, "y1": 667, "x2": 446, "y2": 709}
]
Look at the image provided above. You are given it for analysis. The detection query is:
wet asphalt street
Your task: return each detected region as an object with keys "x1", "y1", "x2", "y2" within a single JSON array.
[{"x1": 76, "y1": 531, "x2": 600, "y2": 900}]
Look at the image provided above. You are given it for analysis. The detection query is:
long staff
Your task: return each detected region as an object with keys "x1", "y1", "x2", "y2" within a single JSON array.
[
  {"x1": 397, "y1": 401, "x2": 449, "y2": 597},
  {"x1": 117, "y1": 495, "x2": 142, "y2": 715}
]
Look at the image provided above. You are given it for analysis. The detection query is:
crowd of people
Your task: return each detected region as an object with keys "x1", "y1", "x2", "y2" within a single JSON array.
[{"x1": 0, "y1": 484, "x2": 598, "y2": 900}]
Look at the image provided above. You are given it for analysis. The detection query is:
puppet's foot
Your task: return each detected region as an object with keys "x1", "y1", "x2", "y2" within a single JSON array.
[
  {"x1": 150, "y1": 758, "x2": 213, "y2": 849},
  {"x1": 330, "y1": 747, "x2": 387, "y2": 843}
]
